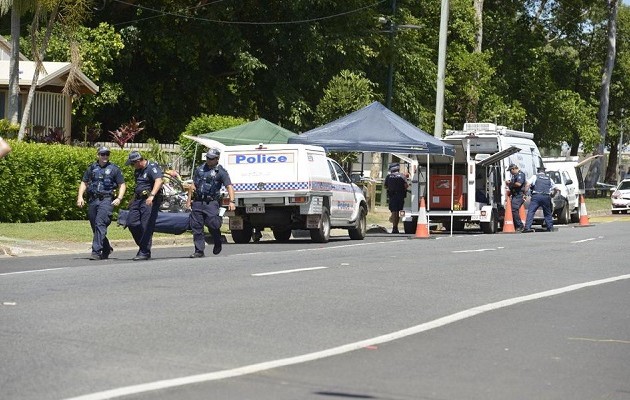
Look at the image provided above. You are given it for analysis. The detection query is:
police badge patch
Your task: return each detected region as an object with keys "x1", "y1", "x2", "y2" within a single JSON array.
[{"x1": 152, "y1": 168, "x2": 158, "y2": 174}]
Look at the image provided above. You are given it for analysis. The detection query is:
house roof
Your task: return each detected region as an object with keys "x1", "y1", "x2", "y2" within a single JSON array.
[{"x1": 0, "y1": 61, "x2": 99, "y2": 94}]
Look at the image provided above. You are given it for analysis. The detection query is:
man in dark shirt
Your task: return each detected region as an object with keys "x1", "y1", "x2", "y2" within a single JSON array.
[
  {"x1": 505, "y1": 163, "x2": 526, "y2": 231},
  {"x1": 384, "y1": 163, "x2": 408, "y2": 234}
]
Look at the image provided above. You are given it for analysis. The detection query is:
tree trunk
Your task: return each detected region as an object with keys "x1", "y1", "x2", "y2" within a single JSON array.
[
  {"x1": 9, "y1": 6, "x2": 21, "y2": 127},
  {"x1": 473, "y1": 0, "x2": 483, "y2": 53},
  {"x1": 585, "y1": 0, "x2": 619, "y2": 189}
]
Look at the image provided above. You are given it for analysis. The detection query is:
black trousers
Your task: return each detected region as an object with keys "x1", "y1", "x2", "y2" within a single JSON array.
[
  {"x1": 189, "y1": 200, "x2": 222, "y2": 254},
  {"x1": 127, "y1": 198, "x2": 161, "y2": 257},
  {"x1": 88, "y1": 197, "x2": 113, "y2": 255}
]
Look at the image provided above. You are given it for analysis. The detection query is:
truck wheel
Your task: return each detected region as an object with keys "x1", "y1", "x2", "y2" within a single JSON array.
[
  {"x1": 570, "y1": 206, "x2": 580, "y2": 223},
  {"x1": 272, "y1": 227, "x2": 292, "y2": 242},
  {"x1": 348, "y1": 207, "x2": 367, "y2": 240},
  {"x1": 231, "y1": 226, "x2": 253, "y2": 244},
  {"x1": 481, "y1": 210, "x2": 498, "y2": 234},
  {"x1": 557, "y1": 200, "x2": 570, "y2": 224},
  {"x1": 310, "y1": 207, "x2": 331, "y2": 243},
  {"x1": 403, "y1": 217, "x2": 418, "y2": 234}
]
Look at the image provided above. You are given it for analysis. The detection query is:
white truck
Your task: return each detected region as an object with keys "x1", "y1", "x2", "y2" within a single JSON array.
[
  {"x1": 402, "y1": 122, "x2": 544, "y2": 234},
  {"x1": 223, "y1": 144, "x2": 368, "y2": 243}
]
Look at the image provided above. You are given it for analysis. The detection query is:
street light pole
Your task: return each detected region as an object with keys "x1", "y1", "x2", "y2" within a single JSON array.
[
  {"x1": 385, "y1": 0, "x2": 397, "y2": 110},
  {"x1": 433, "y1": 0, "x2": 449, "y2": 138}
]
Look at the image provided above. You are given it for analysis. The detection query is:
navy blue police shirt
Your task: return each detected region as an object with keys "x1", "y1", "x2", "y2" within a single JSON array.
[
  {"x1": 134, "y1": 161, "x2": 163, "y2": 194},
  {"x1": 193, "y1": 163, "x2": 232, "y2": 198},
  {"x1": 509, "y1": 170, "x2": 526, "y2": 195},
  {"x1": 385, "y1": 172, "x2": 407, "y2": 198},
  {"x1": 82, "y1": 162, "x2": 125, "y2": 196}
]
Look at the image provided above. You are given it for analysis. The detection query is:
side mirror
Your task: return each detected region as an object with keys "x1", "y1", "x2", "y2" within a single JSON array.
[
  {"x1": 350, "y1": 174, "x2": 362, "y2": 183},
  {"x1": 566, "y1": 179, "x2": 573, "y2": 185}
]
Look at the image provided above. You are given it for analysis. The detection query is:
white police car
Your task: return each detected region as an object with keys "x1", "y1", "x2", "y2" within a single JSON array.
[{"x1": 220, "y1": 144, "x2": 368, "y2": 243}]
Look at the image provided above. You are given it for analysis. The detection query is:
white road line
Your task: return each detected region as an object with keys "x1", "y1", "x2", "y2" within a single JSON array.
[
  {"x1": 252, "y1": 266, "x2": 328, "y2": 276},
  {"x1": 452, "y1": 248, "x2": 499, "y2": 253},
  {"x1": 571, "y1": 237, "x2": 598, "y2": 244},
  {"x1": 62, "y1": 273, "x2": 630, "y2": 400},
  {"x1": 0, "y1": 267, "x2": 67, "y2": 276}
]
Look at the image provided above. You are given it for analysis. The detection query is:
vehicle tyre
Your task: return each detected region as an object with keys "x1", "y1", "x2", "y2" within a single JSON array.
[
  {"x1": 231, "y1": 226, "x2": 253, "y2": 244},
  {"x1": 557, "y1": 200, "x2": 570, "y2": 224},
  {"x1": 272, "y1": 227, "x2": 292, "y2": 242},
  {"x1": 403, "y1": 217, "x2": 418, "y2": 234},
  {"x1": 481, "y1": 210, "x2": 498, "y2": 234},
  {"x1": 570, "y1": 206, "x2": 580, "y2": 223},
  {"x1": 348, "y1": 207, "x2": 367, "y2": 240},
  {"x1": 310, "y1": 207, "x2": 331, "y2": 243}
]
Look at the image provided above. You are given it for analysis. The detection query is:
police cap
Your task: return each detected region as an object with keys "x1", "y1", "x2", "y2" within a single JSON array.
[
  {"x1": 125, "y1": 150, "x2": 142, "y2": 165},
  {"x1": 388, "y1": 162, "x2": 400, "y2": 172},
  {"x1": 507, "y1": 163, "x2": 518, "y2": 171},
  {"x1": 206, "y1": 148, "x2": 220, "y2": 159},
  {"x1": 97, "y1": 146, "x2": 110, "y2": 155}
]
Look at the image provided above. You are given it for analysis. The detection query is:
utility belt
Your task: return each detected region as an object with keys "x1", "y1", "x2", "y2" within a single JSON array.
[
  {"x1": 532, "y1": 191, "x2": 550, "y2": 196},
  {"x1": 135, "y1": 189, "x2": 162, "y2": 200},
  {"x1": 89, "y1": 193, "x2": 112, "y2": 201},
  {"x1": 194, "y1": 192, "x2": 220, "y2": 203}
]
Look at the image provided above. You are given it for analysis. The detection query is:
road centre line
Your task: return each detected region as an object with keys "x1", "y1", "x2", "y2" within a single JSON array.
[
  {"x1": 571, "y1": 237, "x2": 599, "y2": 244},
  {"x1": 0, "y1": 267, "x2": 67, "y2": 276},
  {"x1": 252, "y1": 266, "x2": 328, "y2": 276},
  {"x1": 452, "y1": 248, "x2": 500, "y2": 253},
  {"x1": 62, "y1": 273, "x2": 630, "y2": 400}
]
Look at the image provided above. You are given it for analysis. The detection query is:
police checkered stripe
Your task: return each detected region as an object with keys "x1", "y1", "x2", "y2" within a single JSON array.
[{"x1": 233, "y1": 182, "x2": 309, "y2": 191}]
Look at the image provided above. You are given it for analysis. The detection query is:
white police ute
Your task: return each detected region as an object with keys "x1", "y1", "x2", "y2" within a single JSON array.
[{"x1": 222, "y1": 144, "x2": 368, "y2": 243}]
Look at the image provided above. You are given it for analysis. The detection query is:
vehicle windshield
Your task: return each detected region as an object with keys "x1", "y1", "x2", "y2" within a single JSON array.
[{"x1": 618, "y1": 181, "x2": 630, "y2": 190}]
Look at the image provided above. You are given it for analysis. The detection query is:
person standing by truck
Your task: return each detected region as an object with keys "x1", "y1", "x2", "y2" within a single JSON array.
[
  {"x1": 505, "y1": 163, "x2": 526, "y2": 231},
  {"x1": 384, "y1": 162, "x2": 408, "y2": 234},
  {"x1": 186, "y1": 148, "x2": 236, "y2": 258},
  {"x1": 77, "y1": 146, "x2": 126, "y2": 260},
  {"x1": 522, "y1": 166, "x2": 556, "y2": 232}
]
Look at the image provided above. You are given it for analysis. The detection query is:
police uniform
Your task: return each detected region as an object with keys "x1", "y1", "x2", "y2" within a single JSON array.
[
  {"x1": 523, "y1": 169, "x2": 554, "y2": 232},
  {"x1": 384, "y1": 163, "x2": 407, "y2": 233},
  {"x1": 189, "y1": 161, "x2": 232, "y2": 256},
  {"x1": 81, "y1": 151, "x2": 125, "y2": 259},
  {"x1": 507, "y1": 165, "x2": 526, "y2": 230},
  {"x1": 126, "y1": 151, "x2": 163, "y2": 260}
]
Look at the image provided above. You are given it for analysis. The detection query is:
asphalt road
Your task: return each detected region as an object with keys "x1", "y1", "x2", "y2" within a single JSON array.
[{"x1": 1, "y1": 221, "x2": 629, "y2": 400}]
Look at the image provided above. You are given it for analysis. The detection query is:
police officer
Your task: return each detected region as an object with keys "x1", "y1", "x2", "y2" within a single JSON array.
[
  {"x1": 522, "y1": 165, "x2": 556, "y2": 232},
  {"x1": 125, "y1": 150, "x2": 163, "y2": 261},
  {"x1": 186, "y1": 148, "x2": 236, "y2": 258},
  {"x1": 77, "y1": 146, "x2": 127, "y2": 260},
  {"x1": 384, "y1": 162, "x2": 408, "y2": 234},
  {"x1": 505, "y1": 163, "x2": 526, "y2": 231}
]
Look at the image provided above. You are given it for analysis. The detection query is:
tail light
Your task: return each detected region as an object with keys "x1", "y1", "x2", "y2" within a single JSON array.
[{"x1": 289, "y1": 196, "x2": 308, "y2": 204}]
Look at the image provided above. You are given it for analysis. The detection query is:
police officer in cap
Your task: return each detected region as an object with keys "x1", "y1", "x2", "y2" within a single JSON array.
[
  {"x1": 186, "y1": 148, "x2": 236, "y2": 258},
  {"x1": 522, "y1": 165, "x2": 556, "y2": 233},
  {"x1": 125, "y1": 150, "x2": 163, "y2": 260},
  {"x1": 384, "y1": 162, "x2": 408, "y2": 234},
  {"x1": 77, "y1": 146, "x2": 127, "y2": 260},
  {"x1": 505, "y1": 163, "x2": 526, "y2": 231}
]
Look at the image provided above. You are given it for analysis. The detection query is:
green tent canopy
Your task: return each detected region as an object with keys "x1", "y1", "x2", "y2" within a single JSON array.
[{"x1": 197, "y1": 118, "x2": 297, "y2": 145}]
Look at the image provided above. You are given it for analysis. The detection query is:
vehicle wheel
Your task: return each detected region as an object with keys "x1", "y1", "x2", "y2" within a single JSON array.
[
  {"x1": 272, "y1": 227, "x2": 292, "y2": 242},
  {"x1": 570, "y1": 206, "x2": 580, "y2": 223},
  {"x1": 231, "y1": 226, "x2": 253, "y2": 244},
  {"x1": 310, "y1": 207, "x2": 331, "y2": 243},
  {"x1": 557, "y1": 200, "x2": 570, "y2": 224},
  {"x1": 481, "y1": 210, "x2": 498, "y2": 234},
  {"x1": 348, "y1": 207, "x2": 367, "y2": 240},
  {"x1": 403, "y1": 217, "x2": 418, "y2": 234}
]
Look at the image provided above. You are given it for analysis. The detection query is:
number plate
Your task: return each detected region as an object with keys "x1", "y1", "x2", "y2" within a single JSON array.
[{"x1": 246, "y1": 205, "x2": 265, "y2": 213}]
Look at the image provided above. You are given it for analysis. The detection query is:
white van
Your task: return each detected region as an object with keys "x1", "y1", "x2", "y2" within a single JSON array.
[
  {"x1": 222, "y1": 144, "x2": 368, "y2": 243},
  {"x1": 402, "y1": 123, "x2": 544, "y2": 233}
]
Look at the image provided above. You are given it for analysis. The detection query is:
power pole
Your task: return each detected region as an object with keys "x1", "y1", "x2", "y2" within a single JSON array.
[{"x1": 433, "y1": 0, "x2": 449, "y2": 138}]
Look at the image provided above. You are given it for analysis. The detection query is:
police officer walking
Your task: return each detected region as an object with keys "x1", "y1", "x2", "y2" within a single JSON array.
[
  {"x1": 505, "y1": 163, "x2": 526, "y2": 231},
  {"x1": 384, "y1": 162, "x2": 408, "y2": 234},
  {"x1": 186, "y1": 148, "x2": 236, "y2": 258},
  {"x1": 77, "y1": 146, "x2": 126, "y2": 260},
  {"x1": 522, "y1": 165, "x2": 556, "y2": 233},
  {"x1": 125, "y1": 151, "x2": 163, "y2": 261}
]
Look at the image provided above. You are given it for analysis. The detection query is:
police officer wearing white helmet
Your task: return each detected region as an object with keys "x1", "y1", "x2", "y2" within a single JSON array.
[
  {"x1": 522, "y1": 165, "x2": 557, "y2": 233},
  {"x1": 77, "y1": 146, "x2": 126, "y2": 260},
  {"x1": 186, "y1": 148, "x2": 236, "y2": 258}
]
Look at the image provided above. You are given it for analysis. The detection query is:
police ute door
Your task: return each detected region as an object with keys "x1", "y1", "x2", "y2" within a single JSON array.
[{"x1": 327, "y1": 159, "x2": 355, "y2": 222}]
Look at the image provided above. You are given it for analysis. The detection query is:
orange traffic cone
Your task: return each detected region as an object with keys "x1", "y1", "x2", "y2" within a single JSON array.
[
  {"x1": 414, "y1": 197, "x2": 430, "y2": 239},
  {"x1": 503, "y1": 193, "x2": 516, "y2": 233},
  {"x1": 576, "y1": 194, "x2": 592, "y2": 227}
]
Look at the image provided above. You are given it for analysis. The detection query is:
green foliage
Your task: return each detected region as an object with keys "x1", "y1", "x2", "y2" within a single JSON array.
[
  {"x1": 177, "y1": 114, "x2": 249, "y2": 170},
  {"x1": 0, "y1": 119, "x2": 20, "y2": 138},
  {"x1": 0, "y1": 141, "x2": 135, "y2": 222}
]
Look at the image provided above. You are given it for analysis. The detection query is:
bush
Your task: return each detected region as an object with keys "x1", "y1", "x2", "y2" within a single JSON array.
[{"x1": 0, "y1": 141, "x2": 137, "y2": 222}]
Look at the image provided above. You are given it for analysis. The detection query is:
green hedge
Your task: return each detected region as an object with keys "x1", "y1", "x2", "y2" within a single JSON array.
[{"x1": 0, "y1": 141, "x2": 151, "y2": 223}]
